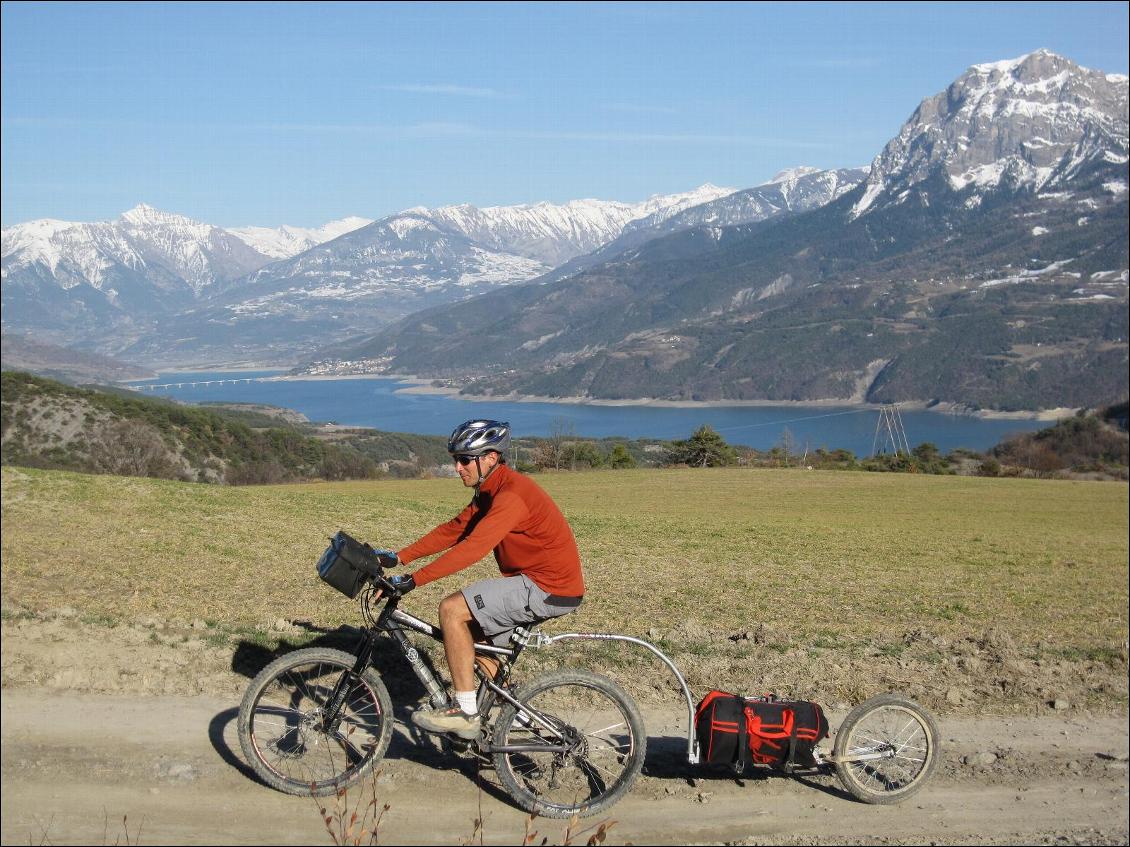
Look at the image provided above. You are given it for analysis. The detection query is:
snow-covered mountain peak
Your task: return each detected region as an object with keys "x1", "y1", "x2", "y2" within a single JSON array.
[
  {"x1": 1, "y1": 218, "x2": 75, "y2": 259},
  {"x1": 326, "y1": 216, "x2": 373, "y2": 233},
  {"x1": 229, "y1": 216, "x2": 374, "y2": 259},
  {"x1": 119, "y1": 203, "x2": 204, "y2": 229},
  {"x1": 397, "y1": 187, "x2": 734, "y2": 266},
  {"x1": 632, "y1": 183, "x2": 737, "y2": 219},
  {"x1": 386, "y1": 214, "x2": 443, "y2": 240},
  {"x1": 851, "y1": 51, "x2": 1129, "y2": 218},
  {"x1": 768, "y1": 166, "x2": 823, "y2": 184},
  {"x1": 970, "y1": 48, "x2": 1061, "y2": 76},
  {"x1": 3, "y1": 204, "x2": 271, "y2": 298}
]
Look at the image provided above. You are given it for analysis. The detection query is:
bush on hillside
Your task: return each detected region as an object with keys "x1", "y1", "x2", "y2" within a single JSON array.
[
  {"x1": 88, "y1": 419, "x2": 187, "y2": 480},
  {"x1": 666, "y1": 425, "x2": 738, "y2": 467},
  {"x1": 991, "y1": 404, "x2": 1129, "y2": 478}
]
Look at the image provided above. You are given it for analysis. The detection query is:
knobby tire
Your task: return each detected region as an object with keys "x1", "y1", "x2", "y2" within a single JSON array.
[{"x1": 237, "y1": 647, "x2": 393, "y2": 797}]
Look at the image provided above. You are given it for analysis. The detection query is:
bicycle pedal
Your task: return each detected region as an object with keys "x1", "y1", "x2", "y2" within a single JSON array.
[
  {"x1": 445, "y1": 736, "x2": 472, "y2": 754},
  {"x1": 445, "y1": 736, "x2": 489, "y2": 761}
]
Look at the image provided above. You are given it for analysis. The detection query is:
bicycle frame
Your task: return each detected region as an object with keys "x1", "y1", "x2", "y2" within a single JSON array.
[
  {"x1": 322, "y1": 580, "x2": 703, "y2": 762},
  {"x1": 322, "y1": 591, "x2": 576, "y2": 754}
]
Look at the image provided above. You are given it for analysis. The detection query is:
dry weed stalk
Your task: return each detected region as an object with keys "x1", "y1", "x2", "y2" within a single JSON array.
[
  {"x1": 560, "y1": 813, "x2": 616, "y2": 846},
  {"x1": 463, "y1": 815, "x2": 484, "y2": 846},
  {"x1": 313, "y1": 775, "x2": 390, "y2": 846},
  {"x1": 101, "y1": 811, "x2": 142, "y2": 846},
  {"x1": 28, "y1": 813, "x2": 56, "y2": 846},
  {"x1": 520, "y1": 812, "x2": 617, "y2": 846}
]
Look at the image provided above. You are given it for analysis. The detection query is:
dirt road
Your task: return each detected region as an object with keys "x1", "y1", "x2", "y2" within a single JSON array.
[
  {"x1": 2, "y1": 686, "x2": 1127, "y2": 846},
  {"x1": 2, "y1": 612, "x2": 1128, "y2": 844}
]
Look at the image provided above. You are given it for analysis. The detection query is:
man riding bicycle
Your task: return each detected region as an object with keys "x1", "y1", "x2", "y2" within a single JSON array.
[{"x1": 387, "y1": 419, "x2": 585, "y2": 739}]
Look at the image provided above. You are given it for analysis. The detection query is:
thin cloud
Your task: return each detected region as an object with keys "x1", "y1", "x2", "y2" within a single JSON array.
[
  {"x1": 256, "y1": 120, "x2": 480, "y2": 137},
  {"x1": 379, "y1": 83, "x2": 511, "y2": 99},
  {"x1": 602, "y1": 103, "x2": 680, "y2": 115},
  {"x1": 273, "y1": 122, "x2": 834, "y2": 148},
  {"x1": 800, "y1": 57, "x2": 884, "y2": 69},
  {"x1": 6, "y1": 116, "x2": 833, "y2": 148},
  {"x1": 507, "y1": 128, "x2": 835, "y2": 149},
  {"x1": 3, "y1": 116, "x2": 133, "y2": 129}
]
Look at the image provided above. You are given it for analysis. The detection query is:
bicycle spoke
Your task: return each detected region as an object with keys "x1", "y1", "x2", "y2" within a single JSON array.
[{"x1": 584, "y1": 720, "x2": 627, "y2": 737}]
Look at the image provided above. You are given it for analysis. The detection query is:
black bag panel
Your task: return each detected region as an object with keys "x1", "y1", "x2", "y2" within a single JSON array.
[
  {"x1": 694, "y1": 691, "x2": 746, "y2": 767},
  {"x1": 317, "y1": 530, "x2": 383, "y2": 598}
]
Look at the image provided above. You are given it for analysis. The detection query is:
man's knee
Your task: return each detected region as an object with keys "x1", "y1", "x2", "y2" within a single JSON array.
[{"x1": 439, "y1": 592, "x2": 471, "y2": 625}]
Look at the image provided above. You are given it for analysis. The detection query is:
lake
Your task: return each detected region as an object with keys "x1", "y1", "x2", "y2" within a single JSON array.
[{"x1": 130, "y1": 370, "x2": 1054, "y2": 456}]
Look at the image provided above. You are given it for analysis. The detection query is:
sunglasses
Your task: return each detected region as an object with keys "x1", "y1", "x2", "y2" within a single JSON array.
[{"x1": 454, "y1": 454, "x2": 478, "y2": 466}]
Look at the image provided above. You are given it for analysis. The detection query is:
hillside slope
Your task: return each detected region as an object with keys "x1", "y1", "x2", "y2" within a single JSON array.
[{"x1": 0, "y1": 371, "x2": 379, "y2": 484}]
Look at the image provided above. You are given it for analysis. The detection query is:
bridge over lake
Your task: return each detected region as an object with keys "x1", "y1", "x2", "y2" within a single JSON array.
[{"x1": 133, "y1": 376, "x2": 284, "y2": 391}]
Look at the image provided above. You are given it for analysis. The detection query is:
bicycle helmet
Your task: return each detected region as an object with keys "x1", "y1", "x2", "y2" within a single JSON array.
[{"x1": 448, "y1": 419, "x2": 511, "y2": 458}]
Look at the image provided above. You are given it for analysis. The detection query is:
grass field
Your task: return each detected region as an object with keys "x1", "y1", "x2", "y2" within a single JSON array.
[{"x1": 2, "y1": 465, "x2": 1127, "y2": 711}]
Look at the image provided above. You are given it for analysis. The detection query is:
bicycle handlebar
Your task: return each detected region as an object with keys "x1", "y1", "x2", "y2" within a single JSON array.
[{"x1": 366, "y1": 566, "x2": 412, "y2": 598}]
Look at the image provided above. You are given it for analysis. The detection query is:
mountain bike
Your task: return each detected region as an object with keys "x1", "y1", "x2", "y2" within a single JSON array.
[{"x1": 236, "y1": 548, "x2": 646, "y2": 819}]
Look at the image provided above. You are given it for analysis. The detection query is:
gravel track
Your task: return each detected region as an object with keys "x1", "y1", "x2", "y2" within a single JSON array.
[{"x1": 2, "y1": 615, "x2": 1127, "y2": 845}]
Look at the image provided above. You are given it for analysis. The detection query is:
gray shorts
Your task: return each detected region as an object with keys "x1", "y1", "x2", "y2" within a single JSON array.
[{"x1": 461, "y1": 574, "x2": 583, "y2": 646}]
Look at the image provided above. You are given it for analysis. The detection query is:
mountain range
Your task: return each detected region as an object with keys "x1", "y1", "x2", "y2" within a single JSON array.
[
  {"x1": 2, "y1": 50, "x2": 1126, "y2": 411},
  {"x1": 338, "y1": 50, "x2": 1129, "y2": 412},
  {"x1": 2, "y1": 184, "x2": 743, "y2": 365}
]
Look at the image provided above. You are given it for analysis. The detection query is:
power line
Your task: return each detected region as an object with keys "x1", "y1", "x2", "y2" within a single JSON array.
[{"x1": 713, "y1": 407, "x2": 874, "y2": 433}]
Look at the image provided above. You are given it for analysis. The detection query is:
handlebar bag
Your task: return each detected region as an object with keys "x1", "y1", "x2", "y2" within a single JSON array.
[
  {"x1": 317, "y1": 530, "x2": 383, "y2": 598},
  {"x1": 695, "y1": 691, "x2": 828, "y2": 772}
]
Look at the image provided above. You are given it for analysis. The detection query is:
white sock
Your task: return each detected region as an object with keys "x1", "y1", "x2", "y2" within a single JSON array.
[{"x1": 455, "y1": 690, "x2": 478, "y2": 716}]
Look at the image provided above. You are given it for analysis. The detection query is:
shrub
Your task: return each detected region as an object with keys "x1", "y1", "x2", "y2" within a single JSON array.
[
  {"x1": 607, "y1": 443, "x2": 637, "y2": 469},
  {"x1": 978, "y1": 457, "x2": 1002, "y2": 477},
  {"x1": 666, "y1": 425, "x2": 737, "y2": 467},
  {"x1": 88, "y1": 419, "x2": 185, "y2": 480}
]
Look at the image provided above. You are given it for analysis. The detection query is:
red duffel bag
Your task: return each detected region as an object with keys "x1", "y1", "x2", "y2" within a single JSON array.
[{"x1": 695, "y1": 690, "x2": 828, "y2": 772}]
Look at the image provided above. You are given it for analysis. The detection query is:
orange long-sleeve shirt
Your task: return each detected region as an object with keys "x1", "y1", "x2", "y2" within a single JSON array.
[{"x1": 398, "y1": 463, "x2": 585, "y2": 597}]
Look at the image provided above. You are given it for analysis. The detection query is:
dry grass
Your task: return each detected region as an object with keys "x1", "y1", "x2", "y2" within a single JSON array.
[{"x1": 3, "y1": 465, "x2": 1127, "y2": 711}]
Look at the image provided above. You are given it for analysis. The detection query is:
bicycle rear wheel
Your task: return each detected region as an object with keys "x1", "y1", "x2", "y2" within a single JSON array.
[
  {"x1": 833, "y1": 694, "x2": 940, "y2": 804},
  {"x1": 492, "y1": 669, "x2": 646, "y2": 819},
  {"x1": 237, "y1": 647, "x2": 393, "y2": 796}
]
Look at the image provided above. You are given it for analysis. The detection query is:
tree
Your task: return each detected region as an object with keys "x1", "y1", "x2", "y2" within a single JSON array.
[
  {"x1": 543, "y1": 417, "x2": 576, "y2": 471},
  {"x1": 563, "y1": 440, "x2": 604, "y2": 469},
  {"x1": 666, "y1": 425, "x2": 737, "y2": 467},
  {"x1": 607, "y1": 443, "x2": 637, "y2": 469},
  {"x1": 779, "y1": 427, "x2": 795, "y2": 467},
  {"x1": 912, "y1": 442, "x2": 941, "y2": 464}
]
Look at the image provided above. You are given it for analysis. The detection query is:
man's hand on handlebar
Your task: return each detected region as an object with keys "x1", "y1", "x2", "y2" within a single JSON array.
[
  {"x1": 369, "y1": 547, "x2": 401, "y2": 569},
  {"x1": 387, "y1": 573, "x2": 416, "y2": 595}
]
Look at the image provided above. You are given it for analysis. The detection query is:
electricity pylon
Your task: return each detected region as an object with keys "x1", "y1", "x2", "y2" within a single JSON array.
[{"x1": 871, "y1": 404, "x2": 912, "y2": 457}]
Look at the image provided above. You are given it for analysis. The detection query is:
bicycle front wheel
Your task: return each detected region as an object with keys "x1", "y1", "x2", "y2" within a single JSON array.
[
  {"x1": 833, "y1": 694, "x2": 940, "y2": 804},
  {"x1": 237, "y1": 647, "x2": 393, "y2": 797},
  {"x1": 492, "y1": 669, "x2": 646, "y2": 819}
]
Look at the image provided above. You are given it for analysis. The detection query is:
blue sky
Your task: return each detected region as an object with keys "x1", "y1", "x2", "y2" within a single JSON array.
[{"x1": 2, "y1": 1, "x2": 1127, "y2": 228}]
